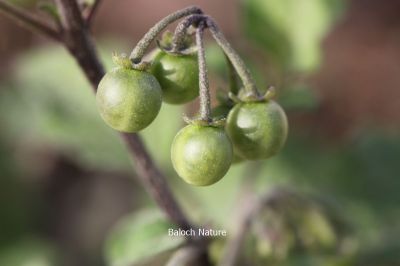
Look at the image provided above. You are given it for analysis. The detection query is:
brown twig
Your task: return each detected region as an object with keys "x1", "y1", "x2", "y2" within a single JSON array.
[
  {"x1": 54, "y1": 0, "x2": 193, "y2": 231},
  {"x1": 0, "y1": 0, "x2": 194, "y2": 232},
  {"x1": 121, "y1": 134, "x2": 192, "y2": 229},
  {"x1": 54, "y1": 0, "x2": 104, "y2": 87},
  {"x1": 0, "y1": 0, "x2": 60, "y2": 40},
  {"x1": 0, "y1": 2, "x2": 215, "y2": 264}
]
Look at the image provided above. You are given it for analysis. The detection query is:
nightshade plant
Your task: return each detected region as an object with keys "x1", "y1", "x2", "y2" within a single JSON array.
[
  {"x1": 96, "y1": 7, "x2": 289, "y2": 186},
  {"x1": 0, "y1": 2, "x2": 301, "y2": 265}
]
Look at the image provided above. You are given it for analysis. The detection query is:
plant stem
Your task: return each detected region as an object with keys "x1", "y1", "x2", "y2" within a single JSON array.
[
  {"x1": 172, "y1": 14, "x2": 259, "y2": 97},
  {"x1": 54, "y1": 0, "x2": 193, "y2": 231},
  {"x1": 0, "y1": 0, "x2": 60, "y2": 40},
  {"x1": 54, "y1": 0, "x2": 104, "y2": 86},
  {"x1": 171, "y1": 14, "x2": 203, "y2": 52},
  {"x1": 196, "y1": 21, "x2": 212, "y2": 122},
  {"x1": 205, "y1": 16, "x2": 259, "y2": 97},
  {"x1": 121, "y1": 134, "x2": 192, "y2": 229},
  {"x1": 84, "y1": 0, "x2": 102, "y2": 26},
  {"x1": 129, "y1": 6, "x2": 202, "y2": 63},
  {"x1": 0, "y1": 0, "x2": 195, "y2": 232}
]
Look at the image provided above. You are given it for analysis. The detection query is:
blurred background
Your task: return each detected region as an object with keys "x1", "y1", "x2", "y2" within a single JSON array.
[{"x1": 1, "y1": 0, "x2": 400, "y2": 265}]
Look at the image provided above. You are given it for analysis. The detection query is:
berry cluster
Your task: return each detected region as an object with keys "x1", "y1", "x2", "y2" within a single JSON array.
[{"x1": 96, "y1": 6, "x2": 288, "y2": 186}]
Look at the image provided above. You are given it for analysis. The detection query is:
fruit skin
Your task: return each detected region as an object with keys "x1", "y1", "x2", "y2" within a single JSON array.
[
  {"x1": 171, "y1": 125, "x2": 233, "y2": 186},
  {"x1": 226, "y1": 101, "x2": 288, "y2": 160},
  {"x1": 96, "y1": 67, "x2": 162, "y2": 132},
  {"x1": 150, "y1": 50, "x2": 199, "y2": 104}
]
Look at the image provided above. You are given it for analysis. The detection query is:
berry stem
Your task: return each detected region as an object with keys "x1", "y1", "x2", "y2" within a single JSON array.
[
  {"x1": 196, "y1": 21, "x2": 212, "y2": 122},
  {"x1": 205, "y1": 16, "x2": 259, "y2": 97},
  {"x1": 172, "y1": 14, "x2": 203, "y2": 53},
  {"x1": 129, "y1": 6, "x2": 202, "y2": 64},
  {"x1": 171, "y1": 14, "x2": 259, "y2": 97}
]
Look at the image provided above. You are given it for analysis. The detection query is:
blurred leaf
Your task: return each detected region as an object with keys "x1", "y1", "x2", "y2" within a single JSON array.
[
  {"x1": 205, "y1": 43, "x2": 269, "y2": 91},
  {"x1": 2, "y1": 45, "x2": 130, "y2": 171},
  {"x1": 243, "y1": 0, "x2": 344, "y2": 72},
  {"x1": 279, "y1": 84, "x2": 319, "y2": 111},
  {"x1": 252, "y1": 130, "x2": 400, "y2": 257},
  {"x1": 355, "y1": 238, "x2": 400, "y2": 266},
  {"x1": 0, "y1": 238, "x2": 57, "y2": 266},
  {"x1": 250, "y1": 188, "x2": 351, "y2": 264},
  {"x1": 208, "y1": 238, "x2": 226, "y2": 265},
  {"x1": 104, "y1": 209, "x2": 185, "y2": 266},
  {"x1": 300, "y1": 208, "x2": 337, "y2": 249},
  {"x1": 205, "y1": 44, "x2": 229, "y2": 79},
  {"x1": 0, "y1": 138, "x2": 40, "y2": 246},
  {"x1": 264, "y1": 132, "x2": 400, "y2": 211},
  {"x1": 0, "y1": 43, "x2": 184, "y2": 172}
]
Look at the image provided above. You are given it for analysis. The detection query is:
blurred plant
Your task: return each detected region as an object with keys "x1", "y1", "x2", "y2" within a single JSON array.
[
  {"x1": 1, "y1": 1, "x2": 400, "y2": 266},
  {"x1": 239, "y1": 0, "x2": 345, "y2": 116},
  {"x1": 105, "y1": 209, "x2": 186, "y2": 266}
]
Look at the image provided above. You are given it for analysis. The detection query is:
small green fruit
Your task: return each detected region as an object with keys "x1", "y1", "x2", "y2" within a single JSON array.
[
  {"x1": 226, "y1": 101, "x2": 288, "y2": 160},
  {"x1": 150, "y1": 50, "x2": 199, "y2": 104},
  {"x1": 96, "y1": 67, "x2": 162, "y2": 132},
  {"x1": 171, "y1": 125, "x2": 233, "y2": 186}
]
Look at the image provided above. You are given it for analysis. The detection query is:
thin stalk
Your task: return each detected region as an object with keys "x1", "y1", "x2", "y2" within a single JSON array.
[
  {"x1": 205, "y1": 16, "x2": 259, "y2": 97},
  {"x1": 172, "y1": 14, "x2": 259, "y2": 97},
  {"x1": 196, "y1": 21, "x2": 212, "y2": 122},
  {"x1": 171, "y1": 14, "x2": 203, "y2": 52},
  {"x1": 129, "y1": 6, "x2": 202, "y2": 63}
]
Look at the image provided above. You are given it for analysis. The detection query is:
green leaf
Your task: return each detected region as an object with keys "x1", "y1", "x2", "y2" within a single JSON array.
[
  {"x1": 243, "y1": 0, "x2": 344, "y2": 72},
  {"x1": 1, "y1": 45, "x2": 131, "y2": 171},
  {"x1": 105, "y1": 209, "x2": 185, "y2": 266}
]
